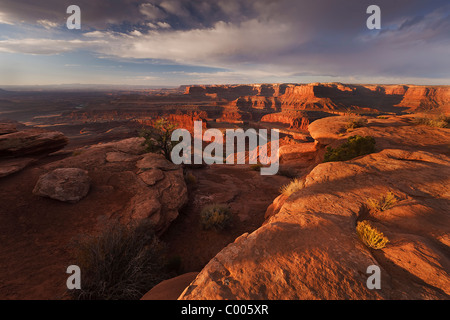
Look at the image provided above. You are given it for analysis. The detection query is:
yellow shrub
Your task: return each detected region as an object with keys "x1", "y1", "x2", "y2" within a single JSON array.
[
  {"x1": 279, "y1": 178, "x2": 304, "y2": 197},
  {"x1": 356, "y1": 220, "x2": 389, "y2": 249},
  {"x1": 367, "y1": 192, "x2": 398, "y2": 212}
]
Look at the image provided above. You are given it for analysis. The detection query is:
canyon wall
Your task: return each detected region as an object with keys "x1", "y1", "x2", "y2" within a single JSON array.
[{"x1": 185, "y1": 83, "x2": 450, "y2": 115}]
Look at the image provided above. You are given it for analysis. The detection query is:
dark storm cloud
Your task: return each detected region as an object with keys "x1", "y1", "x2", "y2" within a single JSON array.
[{"x1": 0, "y1": 0, "x2": 449, "y2": 82}]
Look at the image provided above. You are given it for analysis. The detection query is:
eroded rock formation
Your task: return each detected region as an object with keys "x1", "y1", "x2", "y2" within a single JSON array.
[
  {"x1": 39, "y1": 137, "x2": 188, "y2": 234},
  {"x1": 178, "y1": 116, "x2": 450, "y2": 300}
]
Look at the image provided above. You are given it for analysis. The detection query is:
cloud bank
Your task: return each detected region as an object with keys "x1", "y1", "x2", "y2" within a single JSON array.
[{"x1": 0, "y1": 0, "x2": 448, "y2": 85}]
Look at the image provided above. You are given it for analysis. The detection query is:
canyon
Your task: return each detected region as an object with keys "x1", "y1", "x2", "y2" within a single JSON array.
[{"x1": 0, "y1": 82, "x2": 448, "y2": 300}]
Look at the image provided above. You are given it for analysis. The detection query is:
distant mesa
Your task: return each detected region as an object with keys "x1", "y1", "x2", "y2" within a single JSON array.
[{"x1": 183, "y1": 82, "x2": 450, "y2": 115}]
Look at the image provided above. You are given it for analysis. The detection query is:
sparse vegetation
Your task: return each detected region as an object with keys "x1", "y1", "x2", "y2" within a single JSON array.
[
  {"x1": 367, "y1": 192, "x2": 398, "y2": 212},
  {"x1": 69, "y1": 219, "x2": 168, "y2": 300},
  {"x1": 412, "y1": 115, "x2": 449, "y2": 128},
  {"x1": 356, "y1": 220, "x2": 389, "y2": 250},
  {"x1": 280, "y1": 178, "x2": 305, "y2": 197},
  {"x1": 140, "y1": 118, "x2": 179, "y2": 161},
  {"x1": 323, "y1": 135, "x2": 376, "y2": 163},
  {"x1": 72, "y1": 150, "x2": 84, "y2": 157},
  {"x1": 200, "y1": 204, "x2": 233, "y2": 231},
  {"x1": 345, "y1": 118, "x2": 368, "y2": 132},
  {"x1": 184, "y1": 172, "x2": 197, "y2": 185}
]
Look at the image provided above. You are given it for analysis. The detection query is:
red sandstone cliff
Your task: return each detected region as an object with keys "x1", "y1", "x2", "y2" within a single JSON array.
[{"x1": 184, "y1": 83, "x2": 450, "y2": 115}]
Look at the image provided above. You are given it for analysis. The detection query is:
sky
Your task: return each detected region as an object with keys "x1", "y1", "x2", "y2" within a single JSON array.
[{"x1": 0, "y1": 0, "x2": 449, "y2": 86}]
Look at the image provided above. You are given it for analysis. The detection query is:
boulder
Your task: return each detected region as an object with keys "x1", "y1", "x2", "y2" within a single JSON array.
[
  {"x1": 307, "y1": 116, "x2": 349, "y2": 145},
  {"x1": 33, "y1": 168, "x2": 91, "y2": 203}
]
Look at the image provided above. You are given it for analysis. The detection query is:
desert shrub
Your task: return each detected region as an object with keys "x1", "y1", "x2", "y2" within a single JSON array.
[
  {"x1": 345, "y1": 118, "x2": 368, "y2": 132},
  {"x1": 367, "y1": 192, "x2": 398, "y2": 212},
  {"x1": 200, "y1": 204, "x2": 232, "y2": 230},
  {"x1": 412, "y1": 115, "x2": 449, "y2": 128},
  {"x1": 69, "y1": 220, "x2": 168, "y2": 300},
  {"x1": 356, "y1": 220, "x2": 389, "y2": 250},
  {"x1": 280, "y1": 178, "x2": 305, "y2": 197},
  {"x1": 323, "y1": 135, "x2": 376, "y2": 163},
  {"x1": 139, "y1": 118, "x2": 179, "y2": 160},
  {"x1": 250, "y1": 163, "x2": 264, "y2": 171},
  {"x1": 184, "y1": 172, "x2": 197, "y2": 185},
  {"x1": 72, "y1": 150, "x2": 84, "y2": 157}
]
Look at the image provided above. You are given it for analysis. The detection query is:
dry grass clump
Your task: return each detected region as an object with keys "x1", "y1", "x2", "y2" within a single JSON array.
[
  {"x1": 280, "y1": 178, "x2": 305, "y2": 197},
  {"x1": 200, "y1": 204, "x2": 233, "y2": 231},
  {"x1": 356, "y1": 220, "x2": 389, "y2": 249},
  {"x1": 367, "y1": 192, "x2": 398, "y2": 212},
  {"x1": 345, "y1": 118, "x2": 368, "y2": 132},
  {"x1": 412, "y1": 115, "x2": 449, "y2": 128}
]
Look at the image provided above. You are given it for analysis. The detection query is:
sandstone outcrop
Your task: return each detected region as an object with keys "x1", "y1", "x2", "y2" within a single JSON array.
[
  {"x1": 179, "y1": 116, "x2": 450, "y2": 300},
  {"x1": 39, "y1": 137, "x2": 188, "y2": 233},
  {"x1": 0, "y1": 128, "x2": 68, "y2": 157},
  {"x1": 0, "y1": 124, "x2": 69, "y2": 178}
]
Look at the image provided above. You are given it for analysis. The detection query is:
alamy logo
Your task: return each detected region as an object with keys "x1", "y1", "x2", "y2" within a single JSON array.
[
  {"x1": 171, "y1": 121, "x2": 280, "y2": 175},
  {"x1": 366, "y1": 265, "x2": 381, "y2": 289},
  {"x1": 66, "y1": 265, "x2": 81, "y2": 290},
  {"x1": 66, "y1": 5, "x2": 81, "y2": 30},
  {"x1": 366, "y1": 5, "x2": 381, "y2": 30}
]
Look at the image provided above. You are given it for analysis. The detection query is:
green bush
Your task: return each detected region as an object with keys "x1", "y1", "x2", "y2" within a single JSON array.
[
  {"x1": 69, "y1": 220, "x2": 168, "y2": 300},
  {"x1": 200, "y1": 204, "x2": 232, "y2": 230},
  {"x1": 323, "y1": 135, "x2": 376, "y2": 162},
  {"x1": 140, "y1": 118, "x2": 179, "y2": 161},
  {"x1": 356, "y1": 220, "x2": 389, "y2": 250}
]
